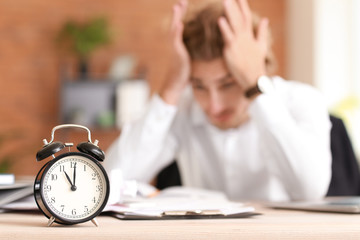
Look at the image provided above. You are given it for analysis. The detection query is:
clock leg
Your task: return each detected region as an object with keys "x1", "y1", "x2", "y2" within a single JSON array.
[
  {"x1": 47, "y1": 216, "x2": 56, "y2": 227},
  {"x1": 91, "y1": 218, "x2": 99, "y2": 227}
]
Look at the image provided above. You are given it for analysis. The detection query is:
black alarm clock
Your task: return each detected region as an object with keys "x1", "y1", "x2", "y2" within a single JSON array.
[{"x1": 34, "y1": 124, "x2": 110, "y2": 227}]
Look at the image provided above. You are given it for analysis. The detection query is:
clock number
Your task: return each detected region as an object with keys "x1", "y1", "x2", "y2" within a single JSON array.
[
  {"x1": 83, "y1": 165, "x2": 86, "y2": 172},
  {"x1": 70, "y1": 162, "x2": 76, "y2": 168},
  {"x1": 61, "y1": 205, "x2": 65, "y2": 212},
  {"x1": 84, "y1": 206, "x2": 89, "y2": 212},
  {"x1": 51, "y1": 197, "x2": 55, "y2": 204},
  {"x1": 91, "y1": 173, "x2": 96, "y2": 180},
  {"x1": 59, "y1": 165, "x2": 65, "y2": 172},
  {"x1": 72, "y1": 209, "x2": 76, "y2": 215},
  {"x1": 92, "y1": 197, "x2": 96, "y2": 203},
  {"x1": 96, "y1": 185, "x2": 101, "y2": 192},
  {"x1": 45, "y1": 185, "x2": 51, "y2": 191},
  {"x1": 51, "y1": 174, "x2": 57, "y2": 181}
]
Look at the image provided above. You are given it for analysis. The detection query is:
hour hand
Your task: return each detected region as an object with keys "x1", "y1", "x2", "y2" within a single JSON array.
[
  {"x1": 64, "y1": 170, "x2": 76, "y2": 191},
  {"x1": 64, "y1": 170, "x2": 73, "y2": 187}
]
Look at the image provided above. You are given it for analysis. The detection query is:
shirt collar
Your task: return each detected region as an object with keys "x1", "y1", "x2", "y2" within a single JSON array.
[
  {"x1": 188, "y1": 90, "x2": 252, "y2": 133},
  {"x1": 186, "y1": 88, "x2": 209, "y2": 127},
  {"x1": 190, "y1": 100, "x2": 208, "y2": 126}
]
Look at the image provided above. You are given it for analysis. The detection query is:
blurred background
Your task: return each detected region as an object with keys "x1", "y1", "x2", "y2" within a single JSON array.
[{"x1": 0, "y1": 0, "x2": 359, "y2": 176}]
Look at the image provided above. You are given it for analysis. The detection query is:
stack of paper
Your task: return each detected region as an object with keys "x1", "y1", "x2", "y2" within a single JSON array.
[
  {"x1": 104, "y1": 187, "x2": 257, "y2": 220},
  {"x1": 0, "y1": 182, "x2": 33, "y2": 208}
]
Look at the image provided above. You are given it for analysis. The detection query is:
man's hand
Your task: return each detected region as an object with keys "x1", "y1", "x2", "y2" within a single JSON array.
[
  {"x1": 160, "y1": 0, "x2": 191, "y2": 105},
  {"x1": 218, "y1": 0, "x2": 269, "y2": 90}
]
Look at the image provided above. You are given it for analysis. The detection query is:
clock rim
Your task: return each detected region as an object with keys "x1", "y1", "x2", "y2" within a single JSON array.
[{"x1": 34, "y1": 151, "x2": 110, "y2": 225}]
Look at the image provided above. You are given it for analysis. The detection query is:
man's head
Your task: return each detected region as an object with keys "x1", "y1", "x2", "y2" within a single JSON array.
[{"x1": 183, "y1": 1, "x2": 274, "y2": 129}]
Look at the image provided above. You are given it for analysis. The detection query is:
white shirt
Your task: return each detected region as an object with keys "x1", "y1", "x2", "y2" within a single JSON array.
[{"x1": 105, "y1": 76, "x2": 332, "y2": 202}]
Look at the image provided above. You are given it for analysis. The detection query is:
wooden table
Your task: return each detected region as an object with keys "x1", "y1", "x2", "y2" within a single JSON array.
[{"x1": 1, "y1": 204, "x2": 360, "y2": 239}]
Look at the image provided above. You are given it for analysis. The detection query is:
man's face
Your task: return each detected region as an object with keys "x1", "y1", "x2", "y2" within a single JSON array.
[{"x1": 190, "y1": 58, "x2": 250, "y2": 130}]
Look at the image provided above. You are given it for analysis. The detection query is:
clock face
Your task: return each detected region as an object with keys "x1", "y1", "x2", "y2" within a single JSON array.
[{"x1": 40, "y1": 153, "x2": 109, "y2": 223}]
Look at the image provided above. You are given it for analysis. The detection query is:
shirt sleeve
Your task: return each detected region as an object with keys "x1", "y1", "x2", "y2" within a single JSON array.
[
  {"x1": 248, "y1": 78, "x2": 332, "y2": 201},
  {"x1": 104, "y1": 94, "x2": 179, "y2": 183}
]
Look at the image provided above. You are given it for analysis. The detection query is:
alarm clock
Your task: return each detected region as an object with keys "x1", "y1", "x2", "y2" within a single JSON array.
[{"x1": 34, "y1": 124, "x2": 110, "y2": 227}]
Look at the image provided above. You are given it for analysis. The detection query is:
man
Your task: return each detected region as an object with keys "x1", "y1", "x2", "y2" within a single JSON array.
[{"x1": 105, "y1": 0, "x2": 332, "y2": 201}]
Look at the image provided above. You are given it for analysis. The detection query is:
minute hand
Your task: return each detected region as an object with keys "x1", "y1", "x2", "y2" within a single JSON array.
[{"x1": 73, "y1": 162, "x2": 77, "y2": 187}]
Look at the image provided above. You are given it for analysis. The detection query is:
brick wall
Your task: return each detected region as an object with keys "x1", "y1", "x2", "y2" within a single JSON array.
[{"x1": 0, "y1": 0, "x2": 286, "y2": 176}]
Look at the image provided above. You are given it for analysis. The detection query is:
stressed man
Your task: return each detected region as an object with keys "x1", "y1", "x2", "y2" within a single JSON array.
[{"x1": 105, "y1": 0, "x2": 332, "y2": 202}]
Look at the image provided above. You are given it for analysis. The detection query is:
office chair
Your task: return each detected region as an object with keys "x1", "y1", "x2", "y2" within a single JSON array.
[
  {"x1": 326, "y1": 115, "x2": 360, "y2": 196},
  {"x1": 156, "y1": 161, "x2": 181, "y2": 190}
]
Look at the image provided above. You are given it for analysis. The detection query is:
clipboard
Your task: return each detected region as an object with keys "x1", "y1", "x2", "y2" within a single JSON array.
[
  {"x1": 104, "y1": 186, "x2": 260, "y2": 220},
  {"x1": 107, "y1": 206, "x2": 259, "y2": 220},
  {"x1": 113, "y1": 211, "x2": 260, "y2": 220}
]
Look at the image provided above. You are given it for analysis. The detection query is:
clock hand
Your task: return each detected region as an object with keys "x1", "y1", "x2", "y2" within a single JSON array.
[
  {"x1": 64, "y1": 169, "x2": 77, "y2": 191},
  {"x1": 73, "y1": 163, "x2": 76, "y2": 186},
  {"x1": 73, "y1": 162, "x2": 77, "y2": 188},
  {"x1": 64, "y1": 170, "x2": 73, "y2": 188}
]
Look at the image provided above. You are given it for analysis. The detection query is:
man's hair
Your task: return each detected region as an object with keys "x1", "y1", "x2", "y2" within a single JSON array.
[{"x1": 183, "y1": 1, "x2": 276, "y2": 74}]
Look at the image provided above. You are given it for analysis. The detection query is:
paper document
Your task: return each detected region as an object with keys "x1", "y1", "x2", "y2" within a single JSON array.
[
  {"x1": 0, "y1": 181, "x2": 33, "y2": 207},
  {"x1": 0, "y1": 195, "x2": 37, "y2": 211},
  {"x1": 104, "y1": 187, "x2": 257, "y2": 220}
]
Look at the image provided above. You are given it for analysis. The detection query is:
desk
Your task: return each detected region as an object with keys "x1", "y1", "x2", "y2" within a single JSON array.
[{"x1": 1, "y1": 204, "x2": 360, "y2": 239}]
